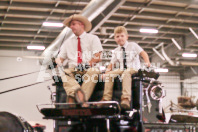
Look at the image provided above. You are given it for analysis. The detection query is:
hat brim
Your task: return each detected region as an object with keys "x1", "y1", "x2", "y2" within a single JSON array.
[{"x1": 63, "y1": 14, "x2": 92, "y2": 32}]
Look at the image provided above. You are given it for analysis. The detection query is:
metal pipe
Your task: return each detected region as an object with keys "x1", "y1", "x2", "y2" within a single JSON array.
[
  {"x1": 171, "y1": 38, "x2": 182, "y2": 50},
  {"x1": 152, "y1": 48, "x2": 165, "y2": 61},
  {"x1": 189, "y1": 27, "x2": 198, "y2": 39},
  {"x1": 161, "y1": 44, "x2": 175, "y2": 66}
]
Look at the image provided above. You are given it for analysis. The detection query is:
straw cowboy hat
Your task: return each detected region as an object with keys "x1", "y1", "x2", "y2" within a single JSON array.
[{"x1": 63, "y1": 14, "x2": 92, "y2": 32}]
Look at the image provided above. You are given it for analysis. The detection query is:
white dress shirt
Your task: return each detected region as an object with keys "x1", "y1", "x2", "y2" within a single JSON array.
[
  {"x1": 58, "y1": 32, "x2": 103, "y2": 68},
  {"x1": 110, "y1": 41, "x2": 143, "y2": 70}
]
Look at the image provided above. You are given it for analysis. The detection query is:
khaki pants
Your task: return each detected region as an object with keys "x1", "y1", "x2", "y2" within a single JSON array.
[
  {"x1": 102, "y1": 68, "x2": 137, "y2": 101},
  {"x1": 61, "y1": 67, "x2": 100, "y2": 101}
]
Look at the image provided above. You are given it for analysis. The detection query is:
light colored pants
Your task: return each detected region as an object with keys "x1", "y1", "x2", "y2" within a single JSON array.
[
  {"x1": 61, "y1": 67, "x2": 100, "y2": 101},
  {"x1": 102, "y1": 68, "x2": 137, "y2": 101}
]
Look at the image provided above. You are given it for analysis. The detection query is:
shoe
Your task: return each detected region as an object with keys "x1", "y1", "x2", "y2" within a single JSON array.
[
  {"x1": 75, "y1": 88, "x2": 86, "y2": 103},
  {"x1": 121, "y1": 98, "x2": 130, "y2": 109},
  {"x1": 74, "y1": 88, "x2": 89, "y2": 107}
]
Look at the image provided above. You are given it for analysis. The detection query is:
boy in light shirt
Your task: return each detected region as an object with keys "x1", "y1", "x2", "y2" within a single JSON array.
[{"x1": 101, "y1": 26, "x2": 151, "y2": 109}]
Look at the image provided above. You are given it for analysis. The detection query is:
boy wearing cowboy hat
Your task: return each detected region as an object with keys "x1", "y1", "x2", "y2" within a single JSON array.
[{"x1": 56, "y1": 14, "x2": 103, "y2": 106}]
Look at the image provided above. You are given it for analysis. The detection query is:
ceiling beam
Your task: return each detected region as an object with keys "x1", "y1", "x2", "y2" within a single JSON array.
[
  {"x1": 0, "y1": 30, "x2": 58, "y2": 37},
  {"x1": 0, "y1": 1, "x2": 85, "y2": 12},
  {"x1": 122, "y1": 2, "x2": 198, "y2": 15},
  {"x1": 0, "y1": 36, "x2": 53, "y2": 43},
  {"x1": 95, "y1": 26, "x2": 188, "y2": 35},
  {"x1": 106, "y1": 19, "x2": 198, "y2": 29},
  {"x1": 113, "y1": 12, "x2": 198, "y2": 24},
  {"x1": 151, "y1": 0, "x2": 198, "y2": 5},
  {"x1": 0, "y1": 41, "x2": 50, "y2": 45},
  {"x1": 95, "y1": 31, "x2": 182, "y2": 39},
  {"x1": 0, "y1": 24, "x2": 63, "y2": 32}
]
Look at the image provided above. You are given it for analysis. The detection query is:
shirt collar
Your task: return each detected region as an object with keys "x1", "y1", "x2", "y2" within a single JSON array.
[
  {"x1": 119, "y1": 41, "x2": 128, "y2": 49},
  {"x1": 76, "y1": 32, "x2": 86, "y2": 39}
]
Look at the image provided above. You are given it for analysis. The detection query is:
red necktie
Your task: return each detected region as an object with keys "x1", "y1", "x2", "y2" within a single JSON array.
[{"x1": 77, "y1": 37, "x2": 82, "y2": 64}]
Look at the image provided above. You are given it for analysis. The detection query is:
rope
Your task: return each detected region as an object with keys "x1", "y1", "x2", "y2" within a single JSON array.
[
  {"x1": 0, "y1": 70, "x2": 41, "y2": 81},
  {"x1": 0, "y1": 79, "x2": 52, "y2": 95}
]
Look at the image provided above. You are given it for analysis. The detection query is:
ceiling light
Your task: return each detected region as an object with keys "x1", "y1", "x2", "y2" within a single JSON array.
[
  {"x1": 139, "y1": 28, "x2": 158, "y2": 33},
  {"x1": 42, "y1": 22, "x2": 63, "y2": 27},
  {"x1": 27, "y1": 46, "x2": 45, "y2": 50},
  {"x1": 154, "y1": 68, "x2": 169, "y2": 73},
  {"x1": 182, "y1": 53, "x2": 197, "y2": 58}
]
